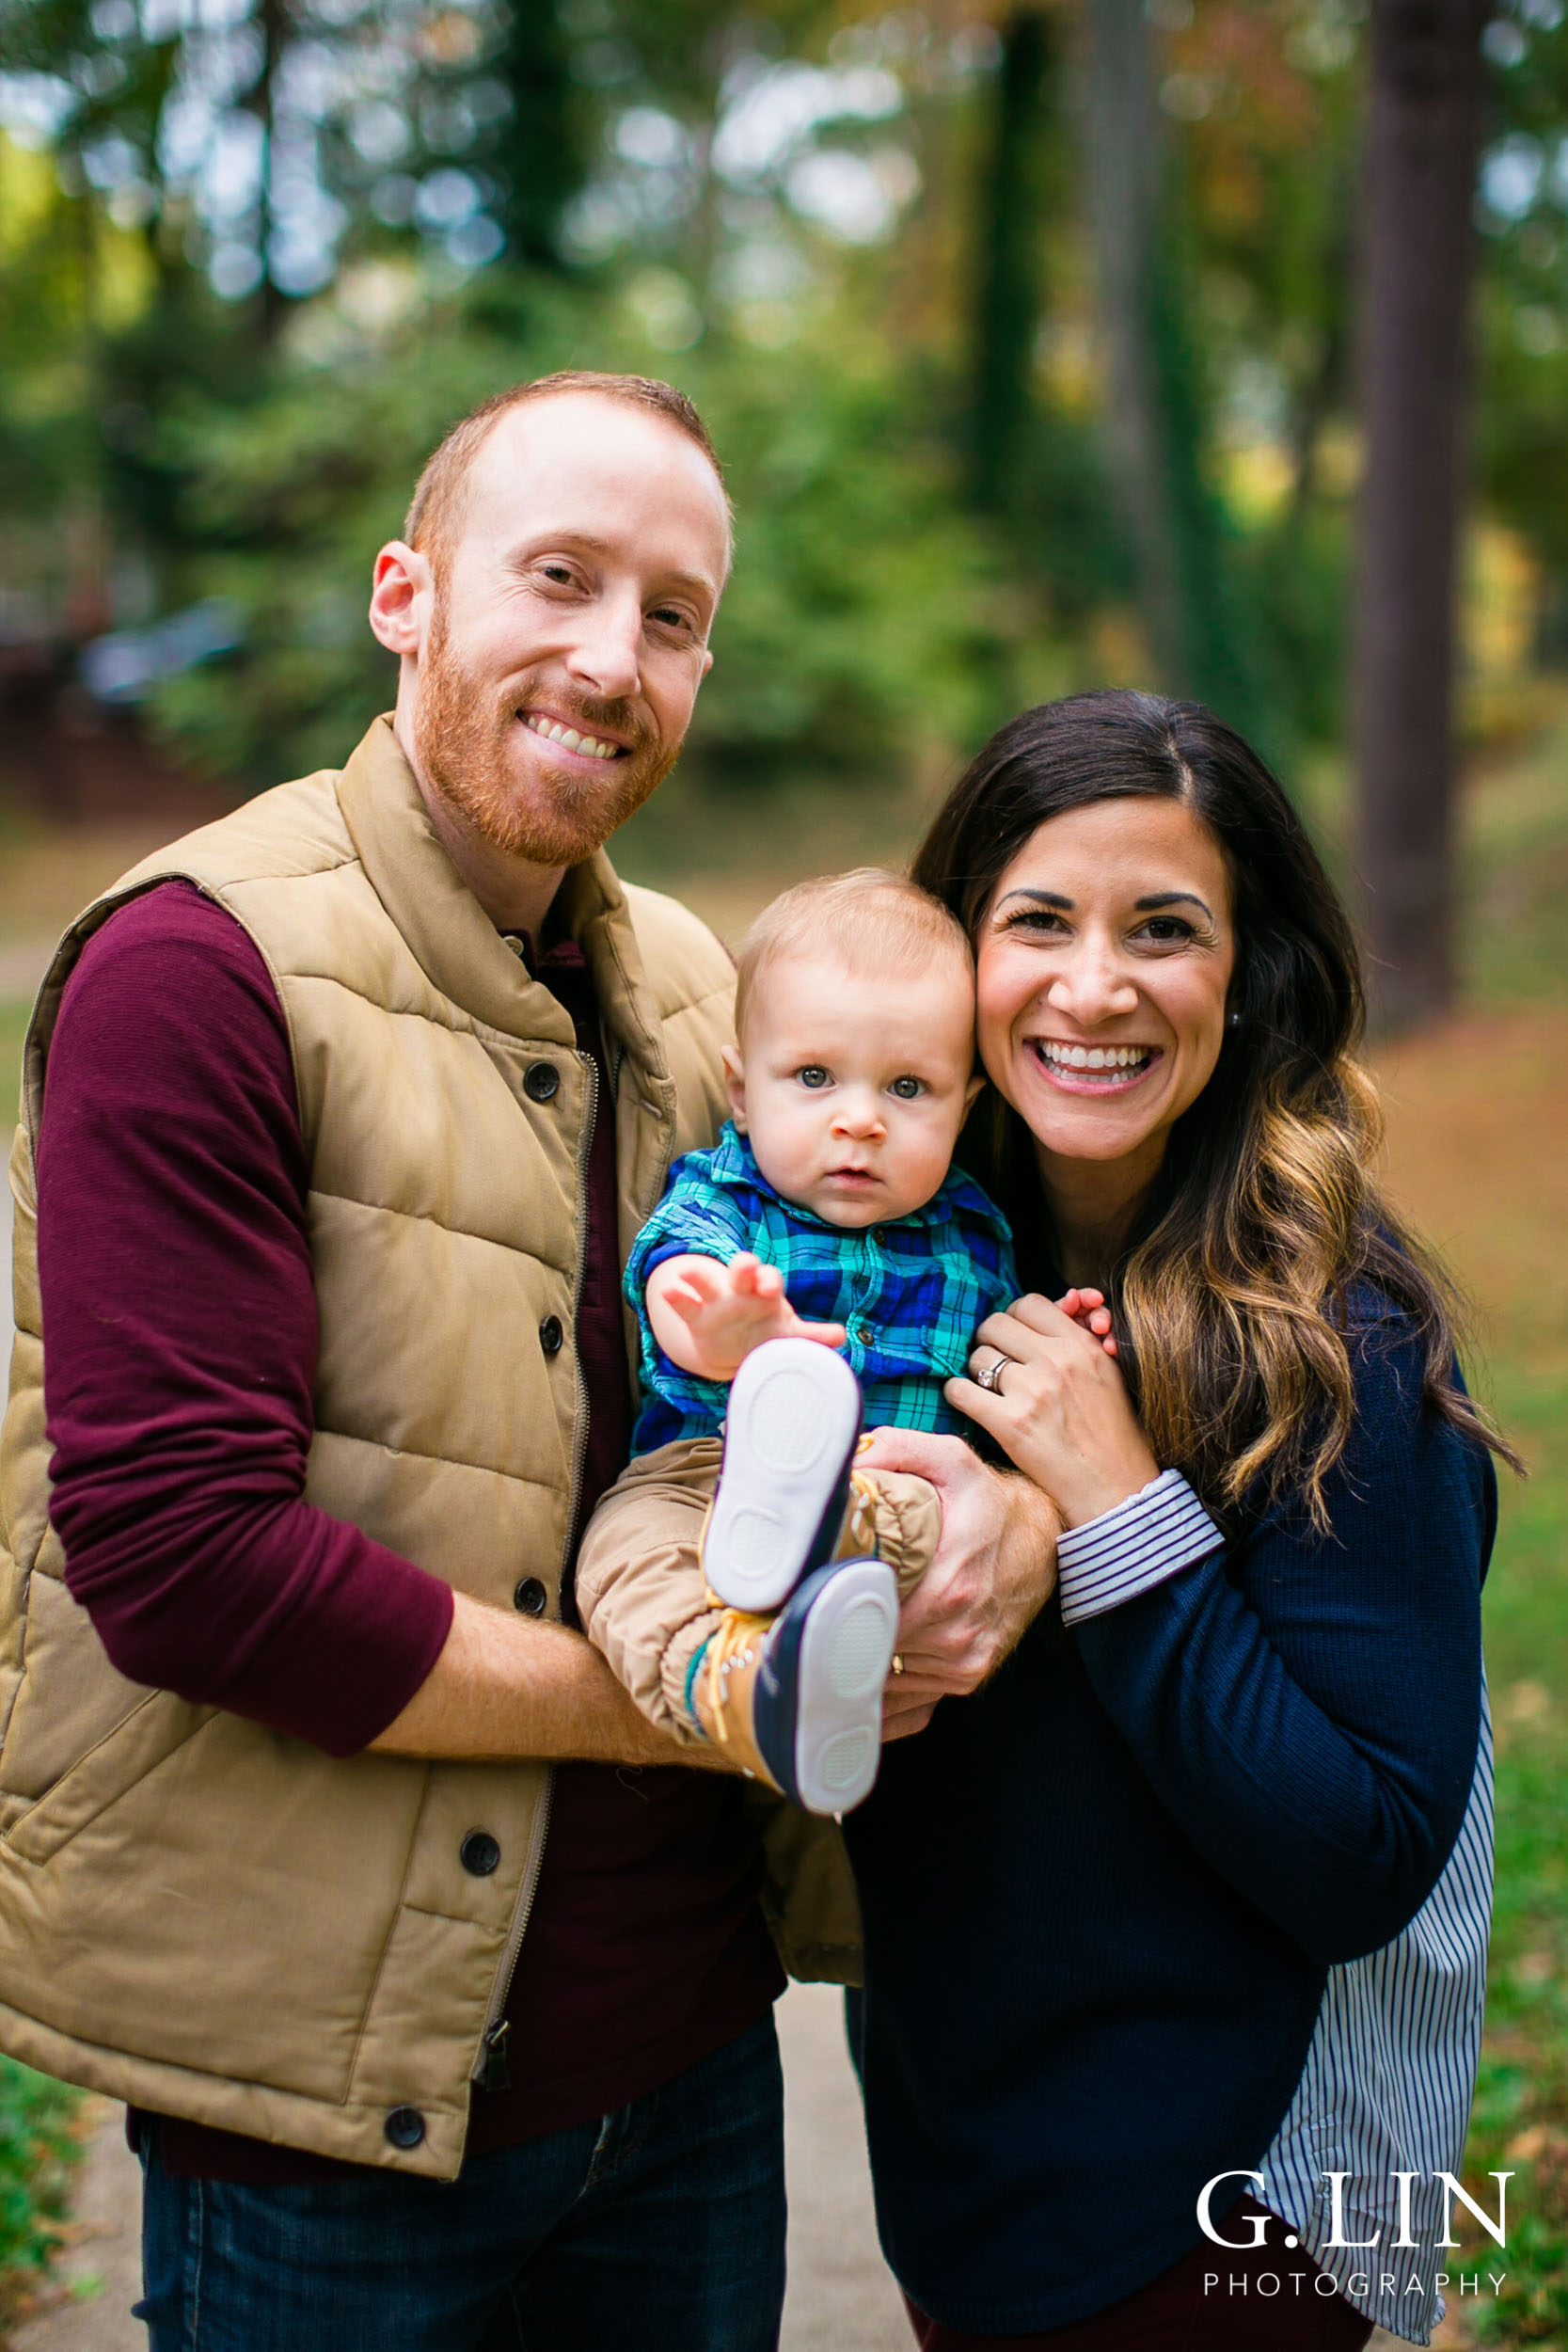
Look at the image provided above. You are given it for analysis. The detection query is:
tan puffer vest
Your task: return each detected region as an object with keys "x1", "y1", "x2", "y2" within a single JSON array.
[{"x1": 0, "y1": 718, "x2": 859, "y2": 2176}]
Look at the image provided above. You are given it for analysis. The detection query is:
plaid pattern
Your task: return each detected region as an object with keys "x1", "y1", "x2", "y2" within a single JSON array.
[{"x1": 626, "y1": 1122, "x2": 1018, "y2": 1453}]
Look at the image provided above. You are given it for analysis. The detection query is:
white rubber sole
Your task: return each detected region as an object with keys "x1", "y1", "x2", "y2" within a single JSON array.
[
  {"x1": 786, "y1": 1560, "x2": 900, "y2": 1816},
  {"x1": 705, "y1": 1340, "x2": 863, "y2": 1610}
]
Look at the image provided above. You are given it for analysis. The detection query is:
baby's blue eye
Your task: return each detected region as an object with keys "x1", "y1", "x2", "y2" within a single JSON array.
[
  {"x1": 798, "y1": 1066, "x2": 831, "y2": 1089},
  {"x1": 889, "y1": 1076, "x2": 923, "y2": 1100}
]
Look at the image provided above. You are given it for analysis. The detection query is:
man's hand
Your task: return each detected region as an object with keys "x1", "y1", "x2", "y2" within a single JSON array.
[
  {"x1": 855, "y1": 1428, "x2": 1061, "y2": 1741},
  {"x1": 371, "y1": 1590, "x2": 731, "y2": 1768},
  {"x1": 645, "y1": 1251, "x2": 847, "y2": 1381}
]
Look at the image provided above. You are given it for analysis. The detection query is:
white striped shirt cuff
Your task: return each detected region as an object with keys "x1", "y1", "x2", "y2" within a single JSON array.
[{"x1": 1056, "y1": 1469, "x2": 1223, "y2": 1628}]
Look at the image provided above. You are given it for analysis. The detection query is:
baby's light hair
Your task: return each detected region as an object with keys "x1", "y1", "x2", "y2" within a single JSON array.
[{"x1": 734, "y1": 867, "x2": 974, "y2": 1043}]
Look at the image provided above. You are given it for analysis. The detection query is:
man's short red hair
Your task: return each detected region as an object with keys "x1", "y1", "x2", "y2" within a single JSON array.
[{"x1": 403, "y1": 371, "x2": 726, "y2": 568}]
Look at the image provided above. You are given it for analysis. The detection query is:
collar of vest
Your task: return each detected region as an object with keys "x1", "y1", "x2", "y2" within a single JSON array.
[{"x1": 341, "y1": 718, "x2": 673, "y2": 1095}]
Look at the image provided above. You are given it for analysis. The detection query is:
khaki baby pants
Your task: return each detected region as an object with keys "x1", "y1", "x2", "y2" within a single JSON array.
[{"x1": 576, "y1": 1436, "x2": 942, "y2": 1745}]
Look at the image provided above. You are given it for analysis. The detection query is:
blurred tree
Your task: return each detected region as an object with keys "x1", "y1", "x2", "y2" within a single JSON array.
[
  {"x1": 143, "y1": 292, "x2": 1008, "y2": 792},
  {"x1": 1470, "y1": 1, "x2": 1568, "y2": 663},
  {"x1": 1082, "y1": 0, "x2": 1260, "y2": 739},
  {"x1": 0, "y1": 0, "x2": 610, "y2": 315},
  {"x1": 1354, "y1": 0, "x2": 1489, "y2": 1031},
  {"x1": 8, "y1": 0, "x2": 1568, "y2": 827},
  {"x1": 969, "y1": 5, "x2": 1052, "y2": 514},
  {"x1": 489, "y1": 2, "x2": 584, "y2": 272}
]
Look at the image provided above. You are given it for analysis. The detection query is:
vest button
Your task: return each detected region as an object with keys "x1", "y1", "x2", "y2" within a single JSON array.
[
  {"x1": 384, "y1": 2106, "x2": 425, "y2": 2150},
  {"x1": 514, "y1": 1577, "x2": 547, "y2": 1616},
  {"x1": 524, "y1": 1061, "x2": 560, "y2": 1104},
  {"x1": 539, "y1": 1316, "x2": 564, "y2": 1356},
  {"x1": 460, "y1": 1831, "x2": 501, "y2": 1877}
]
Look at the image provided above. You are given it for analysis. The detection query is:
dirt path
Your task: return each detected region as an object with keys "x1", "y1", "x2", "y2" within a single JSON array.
[
  {"x1": 2, "y1": 1989, "x2": 905, "y2": 2352},
  {"x1": 1374, "y1": 1009, "x2": 1568, "y2": 1366}
]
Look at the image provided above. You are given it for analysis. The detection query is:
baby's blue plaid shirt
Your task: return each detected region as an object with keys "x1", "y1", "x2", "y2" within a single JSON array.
[{"x1": 625, "y1": 1122, "x2": 1019, "y2": 1454}]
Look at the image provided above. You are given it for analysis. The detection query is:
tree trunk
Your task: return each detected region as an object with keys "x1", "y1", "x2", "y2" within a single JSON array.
[
  {"x1": 495, "y1": 1, "x2": 582, "y2": 271},
  {"x1": 1083, "y1": 0, "x2": 1259, "y2": 737},
  {"x1": 971, "y1": 8, "x2": 1052, "y2": 514},
  {"x1": 253, "y1": 0, "x2": 289, "y2": 344},
  {"x1": 1354, "y1": 0, "x2": 1489, "y2": 1032},
  {"x1": 1084, "y1": 0, "x2": 1182, "y2": 683}
]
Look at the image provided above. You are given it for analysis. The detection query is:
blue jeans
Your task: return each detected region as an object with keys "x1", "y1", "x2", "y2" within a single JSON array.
[{"x1": 135, "y1": 2016, "x2": 785, "y2": 2351}]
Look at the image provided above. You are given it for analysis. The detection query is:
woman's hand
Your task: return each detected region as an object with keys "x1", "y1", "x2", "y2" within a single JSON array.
[
  {"x1": 853, "y1": 1428, "x2": 1062, "y2": 1740},
  {"x1": 951, "y1": 1293, "x2": 1158, "y2": 1530}
]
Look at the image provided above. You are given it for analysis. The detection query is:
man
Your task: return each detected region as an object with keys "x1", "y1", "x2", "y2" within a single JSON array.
[{"x1": 0, "y1": 373, "x2": 1053, "y2": 2349}]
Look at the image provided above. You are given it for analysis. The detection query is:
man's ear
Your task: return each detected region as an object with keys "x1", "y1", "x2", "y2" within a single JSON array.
[
  {"x1": 722, "y1": 1043, "x2": 748, "y2": 1131},
  {"x1": 370, "y1": 541, "x2": 433, "y2": 659}
]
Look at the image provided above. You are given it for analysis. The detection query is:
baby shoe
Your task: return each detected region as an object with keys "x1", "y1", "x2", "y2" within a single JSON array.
[
  {"x1": 698, "y1": 1557, "x2": 900, "y2": 1816},
  {"x1": 703, "y1": 1338, "x2": 864, "y2": 1612}
]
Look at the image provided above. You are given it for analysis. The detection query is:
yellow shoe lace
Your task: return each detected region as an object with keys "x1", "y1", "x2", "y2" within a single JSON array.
[
  {"x1": 702, "y1": 1597, "x2": 771, "y2": 1746},
  {"x1": 697, "y1": 1448, "x2": 880, "y2": 1745},
  {"x1": 842, "y1": 1466, "x2": 880, "y2": 1560}
]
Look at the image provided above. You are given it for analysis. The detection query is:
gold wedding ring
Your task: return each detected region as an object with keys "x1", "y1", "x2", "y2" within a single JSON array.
[{"x1": 891, "y1": 1654, "x2": 905, "y2": 1676}]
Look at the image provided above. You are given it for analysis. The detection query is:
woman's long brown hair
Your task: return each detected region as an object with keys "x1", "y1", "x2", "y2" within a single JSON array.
[{"x1": 913, "y1": 690, "x2": 1519, "y2": 1528}]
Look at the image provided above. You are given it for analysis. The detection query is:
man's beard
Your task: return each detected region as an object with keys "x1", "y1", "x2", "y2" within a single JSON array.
[{"x1": 412, "y1": 596, "x2": 679, "y2": 867}]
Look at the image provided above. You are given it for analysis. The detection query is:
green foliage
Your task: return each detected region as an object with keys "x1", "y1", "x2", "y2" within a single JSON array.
[
  {"x1": 1240, "y1": 504, "x2": 1352, "y2": 753},
  {"x1": 1476, "y1": 0, "x2": 1568, "y2": 593},
  {"x1": 146, "y1": 280, "x2": 1014, "y2": 792},
  {"x1": 6, "y1": 0, "x2": 1568, "y2": 813},
  {"x1": 0, "y1": 2058, "x2": 81, "y2": 2302},
  {"x1": 678, "y1": 342, "x2": 1010, "y2": 782},
  {"x1": 1464, "y1": 717, "x2": 1568, "y2": 1008}
]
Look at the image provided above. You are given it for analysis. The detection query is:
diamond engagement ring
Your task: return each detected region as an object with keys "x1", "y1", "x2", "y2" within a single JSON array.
[{"x1": 974, "y1": 1353, "x2": 1011, "y2": 1394}]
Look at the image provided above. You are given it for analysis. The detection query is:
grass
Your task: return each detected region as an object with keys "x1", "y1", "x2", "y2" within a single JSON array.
[
  {"x1": 0, "y1": 2058, "x2": 82, "y2": 2330},
  {"x1": 1458, "y1": 1365, "x2": 1568, "y2": 2344}
]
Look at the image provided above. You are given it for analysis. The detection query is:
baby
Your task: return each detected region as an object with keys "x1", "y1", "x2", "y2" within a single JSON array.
[{"x1": 577, "y1": 869, "x2": 1028, "y2": 1816}]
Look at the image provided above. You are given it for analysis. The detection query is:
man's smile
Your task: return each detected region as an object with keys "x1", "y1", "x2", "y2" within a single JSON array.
[{"x1": 521, "y1": 708, "x2": 630, "y2": 763}]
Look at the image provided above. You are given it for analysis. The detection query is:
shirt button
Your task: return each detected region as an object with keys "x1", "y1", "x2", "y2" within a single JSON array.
[
  {"x1": 539, "y1": 1316, "x2": 564, "y2": 1355},
  {"x1": 514, "y1": 1578, "x2": 547, "y2": 1616},
  {"x1": 524, "y1": 1061, "x2": 560, "y2": 1104},
  {"x1": 384, "y1": 2106, "x2": 425, "y2": 2150},
  {"x1": 460, "y1": 1831, "x2": 501, "y2": 1877}
]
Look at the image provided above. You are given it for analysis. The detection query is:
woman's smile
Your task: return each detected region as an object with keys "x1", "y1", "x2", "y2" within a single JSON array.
[
  {"x1": 977, "y1": 797, "x2": 1235, "y2": 1178},
  {"x1": 1028, "y1": 1038, "x2": 1164, "y2": 1092}
]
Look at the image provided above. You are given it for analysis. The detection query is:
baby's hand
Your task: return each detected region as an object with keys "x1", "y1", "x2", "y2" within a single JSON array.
[
  {"x1": 1056, "y1": 1284, "x2": 1117, "y2": 1359},
  {"x1": 645, "y1": 1252, "x2": 847, "y2": 1383}
]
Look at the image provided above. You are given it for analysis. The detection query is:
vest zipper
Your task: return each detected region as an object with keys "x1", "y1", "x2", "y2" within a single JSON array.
[
  {"x1": 473, "y1": 1772, "x2": 552, "y2": 2090},
  {"x1": 472, "y1": 1048, "x2": 599, "y2": 2090},
  {"x1": 562, "y1": 1048, "x2": 599, "y2": 1585}
]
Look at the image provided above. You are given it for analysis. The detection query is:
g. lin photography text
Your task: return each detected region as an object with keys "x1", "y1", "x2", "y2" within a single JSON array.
[{"x1": 1197, "y1": 2169, "x2": 1514, "y2": 2310}]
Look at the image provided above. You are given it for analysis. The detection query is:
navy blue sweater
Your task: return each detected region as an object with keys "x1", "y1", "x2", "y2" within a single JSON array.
[{"x1": 843, "y1": 1298, "x2": 1497, "y2": 2330}]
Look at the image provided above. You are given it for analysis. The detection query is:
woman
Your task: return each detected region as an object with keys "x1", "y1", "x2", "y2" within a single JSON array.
[{"x1": 847, "y1": 691, "x2": 1511, "y2": 2350}]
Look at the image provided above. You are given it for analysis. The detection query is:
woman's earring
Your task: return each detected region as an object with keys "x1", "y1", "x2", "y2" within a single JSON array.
[{"x1": 1227, "y1": 1010, "x2": 1243, "y2": 1028}]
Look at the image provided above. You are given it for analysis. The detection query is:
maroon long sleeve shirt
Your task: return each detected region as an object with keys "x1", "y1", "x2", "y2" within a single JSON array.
[{"x1": 38, "y1": 881, "x2": 781, "y2": 2180}]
